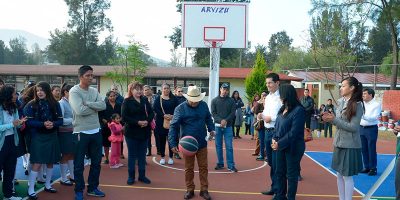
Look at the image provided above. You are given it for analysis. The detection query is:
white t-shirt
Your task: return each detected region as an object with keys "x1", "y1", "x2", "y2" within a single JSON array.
[{"x1": 262, "y1": 90, "x2": 282, "y2": 128}]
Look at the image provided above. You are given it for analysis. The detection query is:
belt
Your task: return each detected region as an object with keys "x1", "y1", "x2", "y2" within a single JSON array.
[
  {"x1": 360, "y1": 125, "x2": 377, "y2": 128},
  {"x1": 265, "y1": 127, "x2": 275, "y2": 131}
]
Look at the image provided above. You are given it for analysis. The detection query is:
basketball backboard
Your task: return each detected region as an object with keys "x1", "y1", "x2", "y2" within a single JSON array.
[{"x1": 181, "y1": 2, "x2": 249, "y2": 48}]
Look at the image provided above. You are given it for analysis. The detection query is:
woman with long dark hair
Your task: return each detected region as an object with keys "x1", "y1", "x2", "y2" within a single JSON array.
[
  {"x1": 322, "y1": 77, "x2": 364, "y2": 200},
  {"x1": 24, "y1": 81, "x2": 63, "y2": 199},
  {"x1": 58, "y1": 83, "x2": 75, "y2": 186},
  {"x1": 0, "y1": 85, "x2": 26, "y2": 200},
  {"x1": 153, "y1": 83, "x2": 178, "y2": 165},
  {"x1": 122, "y1": 81, "x2": 154, "y2": 185},
  {"x1": 98, "y1": 90, "x2": 122, "y2": 165},
  {"x1": 231, "y1": 90, "x2": 244, "y2": 139},
  {"x1": 271, "y1": 84, "x2": 305, "y2": 200}
]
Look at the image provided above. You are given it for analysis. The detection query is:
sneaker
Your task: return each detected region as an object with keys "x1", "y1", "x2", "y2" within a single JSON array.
[
  {"x1": 4, "y1": 196, "x2": 22, "y2": 200},
  {"x1": 214, "y1": 165, "x2": 224, "y2": 170},
  {"x1": 228, "y1": 167, "x2": 238, "y2": 172},
  {"x1": 117, "y1": 163, "x2": 124, "y2": 167},
  {"x1": 75, "y1": 191, "x2": 83, "y2": 200},
  {"x1": 168, "y1": 158, "x2": 174, "y2": 165},
  {"x1": 110, "y1": 164, "x2": 120, "y2": 169},
  {"x1": 87, "y1": 188, "x2": 105, "y2": 197},
  {"x1": 160, "y1": 158, "x2": 166, "y2": 165}
]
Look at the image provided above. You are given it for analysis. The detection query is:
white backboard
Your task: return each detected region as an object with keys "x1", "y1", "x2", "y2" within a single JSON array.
[{"x1": 182, "y1": 2, "x2": 249, "y2": 48}]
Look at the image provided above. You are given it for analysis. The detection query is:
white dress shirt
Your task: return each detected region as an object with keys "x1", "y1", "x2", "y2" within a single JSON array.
[
  {"x1": 360, "y1": 99, "x2": 381, "y2": 126},
  {"x1": 262, "y1": 90, "x2": 282, "y2": 128}
]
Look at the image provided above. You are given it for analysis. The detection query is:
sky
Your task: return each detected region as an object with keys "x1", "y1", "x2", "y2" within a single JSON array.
[{"x1": 0, "y1": 0, "x2": 312, "y2": 64}]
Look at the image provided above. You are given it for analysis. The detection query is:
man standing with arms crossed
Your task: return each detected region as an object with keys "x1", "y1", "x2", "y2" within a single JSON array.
[
  {"x1": 359, "y1": 88, "x2": 381, "y2": 176},
  {"x1": 69, "y1": 65, "x2": 106, "y2": 200},
  {"x1": 169, "y1": 85, "x2": 215, "y2": 200},
  {"x1": 300, "y1": 89, "x2": 314, "y2": 129},
  {"x1": 211, "y1": 83, "x2": 238, "y2": 172},
  {"x1": 258, "y1": 73, "x2": 282, "y2": 196}
]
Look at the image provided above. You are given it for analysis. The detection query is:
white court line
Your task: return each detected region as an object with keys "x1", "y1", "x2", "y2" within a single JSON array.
[
  {"x1": 306, "y1": 151, "x2": 395, "y2": 156},
  {"x1": 363, "y1": 157, "x2": 396, "y2": 200},
  {"x1": 303, "y1": 153, "x2": 365, "y2": 197},
  {"x1": 152, "y1": 157, "x2": 267, "y2": 174}
]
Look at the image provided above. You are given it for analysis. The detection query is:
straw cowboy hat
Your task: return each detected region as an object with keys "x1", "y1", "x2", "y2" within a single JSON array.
[{"x1": 182, "y1": 85, "x2": 206, "y2": 102}]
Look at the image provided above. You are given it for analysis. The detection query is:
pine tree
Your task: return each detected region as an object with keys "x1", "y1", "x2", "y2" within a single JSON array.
[{"x1": 244, "y1": 50, "x2": 267, "y2": 101}]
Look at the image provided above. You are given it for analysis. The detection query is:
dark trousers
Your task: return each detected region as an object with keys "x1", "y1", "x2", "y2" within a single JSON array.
[
  {"x1": 0, "y1": 135, "x2": 17, "y2": 198},
  {"x1": 244, "y1": 124, "x2": 250, "y2": 135},
  {"x1": 360, "y1": 125, "x2": 378, "y2": 170},
  {"x1": 395, "y1": 155, "x2": 400, "y2": 200},
  {"x1": 305, "y1": 112, "x2": 311, "y2": 129},
  {"x1": 264, "y1": 128, "x2": 277, "y2": 191},
  {"x1": 275, "y1": 140, "x2": 305, "y2": 200},
  {"x1": 147, "y1": 133, "x2": 152, "y2": 154},
  {"x1": 159, "y1": 134, "x2": 172, "y2": 158},
  {"x1": 74, "y1": 132, "x2": 102, "y2": 192},
  {"x1": 258, "y1": 127, "x2": 266, "y2": 157},
  {"x1": 120, "y1": 141, "x2": 124, "y2": 156},
  {"x1": 125, "y1": 137, "x2": 147, "y2": 179},
  {"x1": 154, "y1": 131, "x2": 160, "y2": 153},
  {"x1": 324, "y1": 123, "x2": 333, "y2": 138},
  {"x1": 234, "y1": 126, "x2": 241, "y2": 137}
]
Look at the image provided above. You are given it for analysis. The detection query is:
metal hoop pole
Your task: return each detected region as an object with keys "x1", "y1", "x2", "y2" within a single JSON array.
[{"x1": 207, "y1": 45, "x2": 220, "y2": 109}]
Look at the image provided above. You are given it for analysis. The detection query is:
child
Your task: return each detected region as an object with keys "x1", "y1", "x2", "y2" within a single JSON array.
[{"x1": 108, "y1": 113, "x2": 124, "y2": 168}]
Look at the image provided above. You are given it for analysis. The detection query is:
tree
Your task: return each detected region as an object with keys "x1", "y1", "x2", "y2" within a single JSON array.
[
  {"x1": 105, "y1": 40, "x2": 148, "y2": 94},
  {"x1": 0, "y1": 40, "x2": 7, "y2": 64},
  {"x1": 27, "y1": 43, "x2": 45, "y2": 65},
  {"x1": 8, "y1": 37, "x2": 28, "y2": 64},
  {"x1": 169, "y1": 49, "x2": 183, "y2": 67},
  {"x1": 267, "y1": 31, "x2": 293, "y2": 66},
  {"x1": 272, "y1": 48, "x2": 315, "y2": 72},
  {"x1": 48, "y1": 0, "x2": 116, "y2": 65},
  {"x1": 311, "y1": 0, "x2": 400, "y2": 89},
  {"x1": 244, "y1": 50, "x2": 267, "y2": 101},
  {"x1": 367, "y1": 15, "x2": 392, "y2": 64}
]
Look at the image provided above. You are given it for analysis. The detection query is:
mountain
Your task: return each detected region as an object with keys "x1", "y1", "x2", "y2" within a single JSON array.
[{"x1": 0, "y1": 29, "x2": 50, "y2": 50}]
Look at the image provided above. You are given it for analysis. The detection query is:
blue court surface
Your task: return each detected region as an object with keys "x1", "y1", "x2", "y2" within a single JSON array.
[{"x1": 305, "y1": 151, "x2": 396, "y2": 198}]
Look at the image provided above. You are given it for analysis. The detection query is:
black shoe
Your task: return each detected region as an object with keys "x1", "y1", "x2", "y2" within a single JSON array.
[
  {"x1": 214, "y1": 165, "x2": 224, "y2": 170},
  {"x1": 360, "y1": 168, "x2": 370, "y2": 173},
  {"x1": 44, "y1": 187, "x2": 57, "y2": 193},
  {"x1": 127, "y1": 177, "x2": 135, "y2": 185},
  {"x1": 37, "y1": 180, "x2": 45, "y2": 184},
  {"x1": 28, "y1": 192, "x2": 38, "y2": 200},
  {"x1": 69, "y1": 178, "x2": 75, "y2": 183},
  {"x1": 184, "y1": 191, "x2": 195, "y2": 199},
  {"x1": 368, "y1": 168, "x2": 377, "y2": 176},
  {"x1": 157, "y1": 151, "x2": 161, "y2": 155},
  {"x1": 200, "y1": 190, "x2": 212, "y2": 200},
  {"x1": 261, "y1": 190, "x2": 275, "y2": 195},
  {"x1": 60, "y1": 179, "x2": 74, "y2": 186},
  {"x1": 138, "y1": 176, "x2": 151, "y2": 184},
  {"x1": 228, "y1": 167, "x2": 238, "y2": 173}
]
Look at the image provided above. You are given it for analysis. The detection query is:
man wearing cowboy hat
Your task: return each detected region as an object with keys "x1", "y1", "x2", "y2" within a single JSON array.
[{"x1": 169, "y1": 85, "x2": 215, "y2": 200}]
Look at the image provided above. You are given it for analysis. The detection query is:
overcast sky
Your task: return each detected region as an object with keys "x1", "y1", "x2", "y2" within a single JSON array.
[{"x1": 0, "y1": 0, "x2": 312, "y2": 63}]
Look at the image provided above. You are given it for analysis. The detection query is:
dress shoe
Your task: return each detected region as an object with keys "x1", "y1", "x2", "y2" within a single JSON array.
[
  {"x1": 251, "y1": 153, "x2": 258, "y2": 156},
  {"x1": 261, "y1": 190, "x2": 275, "y2": 195},
  {"x1": 360, "y1": 168, "x2": 370, "y2": 173},
  {"x1": 184, "y1": 191, "x2": 195, "y2": 199},
  {"x1": 28, "y1": 192, "x2": 38, "y2": 200},
  {"x1": 200, "y1": 190, "x2": 212, "y2": 200},
  {"x1": 256, "y1": 156, "x2": 264, "y2": 161},
  {"x1": 368, "y1": 168, "x2": 377, "y2": 176},
  {"x1": 44, "y1": 187, "x2": 57, "y2": 193}
]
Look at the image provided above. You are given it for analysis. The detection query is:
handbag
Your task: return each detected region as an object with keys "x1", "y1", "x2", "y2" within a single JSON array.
[
  {"x1": 160, "y1": 97, "x2": 172, "y2": 129},
  {"x1": 304, "y1": 128, "x2": 313, "y2": 142},
  {"x1": 144, "y1": 103, "x2": 156, "y2": 130},
  {"x1": 253, "y1": 119, "x2": 264, "y2": 130}
]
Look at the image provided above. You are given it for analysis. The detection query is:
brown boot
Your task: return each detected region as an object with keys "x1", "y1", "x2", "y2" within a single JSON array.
[
  {"x1": 184, "y1": 191, "x2": 194, "y2": 199},
  {"x1": 200, "y1": 190, "x2": 211, "y2": 200}
]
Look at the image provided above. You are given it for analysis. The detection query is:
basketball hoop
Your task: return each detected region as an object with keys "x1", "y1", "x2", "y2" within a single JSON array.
[{"x1": 204, "y1": 40, "x2": 224, "y2": 48}]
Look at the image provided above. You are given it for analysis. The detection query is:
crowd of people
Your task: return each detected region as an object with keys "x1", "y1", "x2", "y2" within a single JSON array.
[{"x1": 0, "y1": 67, "x2": 398, "y2": 200}]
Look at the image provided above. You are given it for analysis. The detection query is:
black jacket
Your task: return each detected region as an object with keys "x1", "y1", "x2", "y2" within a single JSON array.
[{"x1": 122, "y1": 96, "x2": 154, "y2": 140}]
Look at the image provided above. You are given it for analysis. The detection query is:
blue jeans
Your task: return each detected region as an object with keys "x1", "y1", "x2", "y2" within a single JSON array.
[
  {"x1": 265, "y1": 128, "x2": 277, "y2": 192},
  {"x1": 125, "y1": 137, "x2": 147, "y2": 179},
  {"x1": 360, "y1": 125, "x2": 378, "y2": 170},
  {"x1": 258, "y1": 127, "x2": 265, "y2": 157},
  {"x1": 215, "y1": 126, "x2": 235, "y2": 169}
]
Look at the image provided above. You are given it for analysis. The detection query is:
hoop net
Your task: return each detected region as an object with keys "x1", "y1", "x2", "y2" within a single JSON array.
[{"x1": 204, "y1": 40, "x2": 224, "y2": 48}]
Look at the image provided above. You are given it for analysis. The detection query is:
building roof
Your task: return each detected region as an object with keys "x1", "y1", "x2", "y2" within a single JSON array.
[
  {"x1": 288, "y1": 71, "x2": 392, "y2": 85},
  {"x1": 0, "y1": 65, "x2": 302, "y2": 81}
]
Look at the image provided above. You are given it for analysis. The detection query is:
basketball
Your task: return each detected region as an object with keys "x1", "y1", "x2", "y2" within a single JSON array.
[{"x1": 178, "y1": 136, "x2": 199, "y2": 157}]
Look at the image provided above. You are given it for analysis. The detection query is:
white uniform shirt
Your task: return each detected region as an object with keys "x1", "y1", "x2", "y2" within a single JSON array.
[
  {"x1": 360, "y1": 99, "x2": 381, "y2": 126},
  {"x1": 262, "y1": 90, "x2": 282, "y2": 128}
]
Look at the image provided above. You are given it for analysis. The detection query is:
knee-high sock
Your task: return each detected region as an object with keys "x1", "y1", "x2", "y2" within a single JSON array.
[
  {"x1": 60, "y1": 163, "x2": 68, "y2": 182},
  {"x1": 337, "y1": 173, "x2": 345, "y2": 200},
  {"x1": 343, "y1": 175, "x2": 354, "y2": 200},
  {"x1": 45, "y1": 167, "x2": 53, "y2": 189},
  {"x1": 28, "y1": 171, "x2": 38, "y2": 195},
  {"x1": 67, "y1": 160, "x2": 74, "y2": 180}
]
